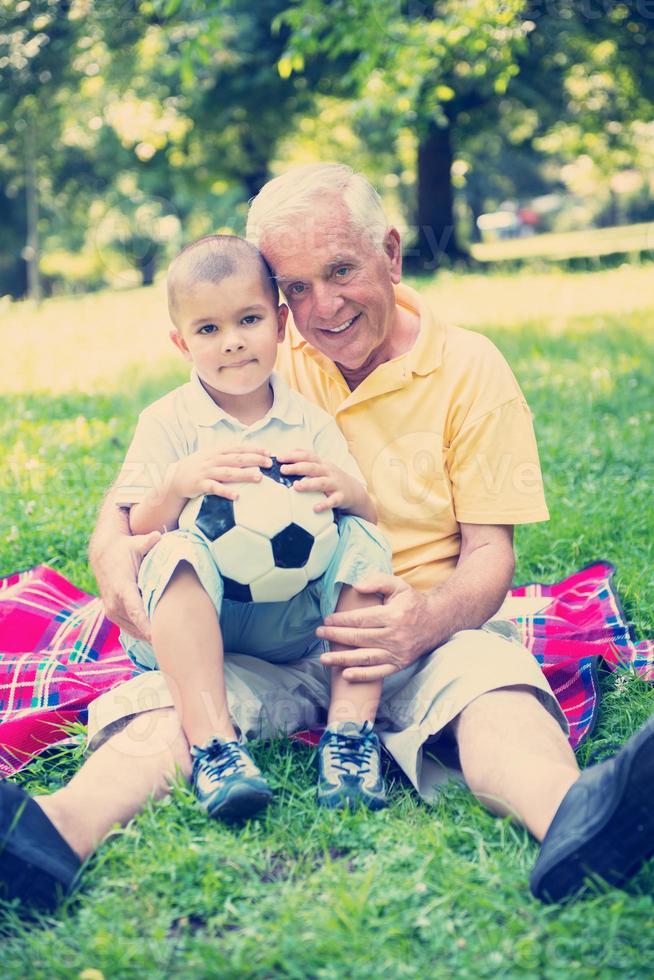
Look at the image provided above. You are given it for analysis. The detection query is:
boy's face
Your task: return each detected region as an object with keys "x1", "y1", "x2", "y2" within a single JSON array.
[{"x1": 170, "y1": 270, "x2": 287, "y2": 404}]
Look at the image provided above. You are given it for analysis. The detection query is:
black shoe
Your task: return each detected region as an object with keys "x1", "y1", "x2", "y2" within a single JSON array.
[
  {"x1": 530, "y1": 715, "x2": 654, "y2": 903},
  {"x1": 0, "y1": 781, "x2": 81, "y2": 912}
]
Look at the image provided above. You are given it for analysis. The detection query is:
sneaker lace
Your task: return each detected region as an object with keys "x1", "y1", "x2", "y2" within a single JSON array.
[
  {"x1": 326, "y1": 730, "x2": 377, "y2": 777},
  {"x1": 195, "y1": 740, "x2": 246, "y2": 783}
]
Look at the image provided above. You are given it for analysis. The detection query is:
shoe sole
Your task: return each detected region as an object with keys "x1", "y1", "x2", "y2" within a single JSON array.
[
  {"x1": 206, "y1": 782, "x2": 273, "y2": 822},
  {"x1": 317, "y1": 790, "x2": 387, "y2": 812},
  {"x1": 531, "y1": 715, "x2": 654, "y2": 902}
]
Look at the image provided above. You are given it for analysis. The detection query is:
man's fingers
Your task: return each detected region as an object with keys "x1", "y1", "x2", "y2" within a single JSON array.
[
  {"x1": 341, "y1": 663, "x2": 398, "y2": 683},
  {"x1": 320, "y1": 647, "x2": 388, "y2": 668},
  {"x1": 107, "y1": 591, "x2": 152, "y2": 642},
  {"x1": 318, "y1": 625, "x2": 388, "y2": 648},
  {"x1": 351, "y1": 574, "x2": 402, "y2": 598},
  {"x1": 318, "y1": 606, "x2": 388, "y2": 632},
  {"x1": 133, "y1": 530, "x2": 162, "y2": 559}
]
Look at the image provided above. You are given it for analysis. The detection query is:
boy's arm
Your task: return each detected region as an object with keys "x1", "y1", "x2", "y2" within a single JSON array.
[
  {"x1": 129, "y1": 445, "x2": 276, "y2": 534},
  {"x1": 334, "y1": 474, "x2": 377, "y2": 523},
  {"x1": 128, "y1": 466, "x2": 187, "y2": 535}
]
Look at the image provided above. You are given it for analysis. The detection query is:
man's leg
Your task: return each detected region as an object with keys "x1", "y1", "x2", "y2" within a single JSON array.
[
  {"x1": 453, "y1": 684, "x2": 654, "y2": 902},
  {"x1": 452, "y1": 684, "x2": 579, "y2": 842},
  {"x1": 35, "y1": 706, "x2": 191, "y2": 860}
]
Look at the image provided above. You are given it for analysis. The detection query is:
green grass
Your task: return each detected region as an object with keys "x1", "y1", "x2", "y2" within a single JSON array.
[{"x1": 1, "y1": 265, "x2": 654, "y2": 976}]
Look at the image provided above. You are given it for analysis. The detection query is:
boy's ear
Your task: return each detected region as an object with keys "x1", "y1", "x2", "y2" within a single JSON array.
[
  {"x1": 170, "y1": 328, "x2": 192, "y2": 361},
  {"x1": 276, "y1": 303, "x2": 289, "y2": 341}
]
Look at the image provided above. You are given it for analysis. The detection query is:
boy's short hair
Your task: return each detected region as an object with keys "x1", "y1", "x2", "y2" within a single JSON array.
[{"x1": 167, "y1": 235, "x2": 279, "y2": 328}]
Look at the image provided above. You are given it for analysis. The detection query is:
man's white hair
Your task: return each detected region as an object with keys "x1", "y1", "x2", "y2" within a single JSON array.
[{"x1": 246, "y1": 163, "x2": 389, "y2": 253}]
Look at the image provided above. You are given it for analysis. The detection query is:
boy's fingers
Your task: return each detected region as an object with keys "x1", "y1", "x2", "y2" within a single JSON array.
[
  {"x1": 212, "y1": 452, "x2": 272, "y2": 467},
  {"x1": 204, "y1": 481, "x2": 238, "y2": 499},
  {"x1": 209, "y1": 466, "x2": 263, "y2": 483},
  {"x1": 276, "y1": 449, "x2": 319, "y2": 463},
  {"x1": 281, "y1": 462, "x2": 325, "y2": 477},
  {"x1": 315, "y1": 492, "x2": 342, "y2": 511},
  {"x1": 295, "y1": 477, "x2": 332, "y2": 493}
]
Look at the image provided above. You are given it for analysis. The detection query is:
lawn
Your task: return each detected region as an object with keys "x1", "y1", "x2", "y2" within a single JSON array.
[{"x1": 1, "y1": 263, "x2": 654, "y2": 977}]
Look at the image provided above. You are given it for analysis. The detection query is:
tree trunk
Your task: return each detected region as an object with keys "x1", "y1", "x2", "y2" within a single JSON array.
[
  {"x1": 24, "y1": 121, "x2": 42, "y2": 304},
  {"x1": 406, "y1": 120, "x2": 469, "y2": 273}
]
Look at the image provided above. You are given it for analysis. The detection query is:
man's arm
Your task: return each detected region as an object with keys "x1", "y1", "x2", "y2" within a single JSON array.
[
  {"x1": 318, "y1": 523, "x2": 515, "y2": 682},
  {"x1": 89, "y1": 491, "x2": 162, "y2": 641}
]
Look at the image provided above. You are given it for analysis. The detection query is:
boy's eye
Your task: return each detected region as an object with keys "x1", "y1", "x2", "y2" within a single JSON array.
[
  {"x1": 241, "y1": 314, "x2": 261, "y2": 325},
  {"x1": 289, "y1": 283, "x2": 306, "y2": 296},
  {"x1": 198, "y1": 324, "x2": 217, "y2": 334}
]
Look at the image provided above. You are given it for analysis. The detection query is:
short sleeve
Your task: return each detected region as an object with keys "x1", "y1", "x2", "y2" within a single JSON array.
[
  {"x1": 114, "y1": 411, "x2": 183, "y2": 507},
  {"x1": 446, "y1": 396, "x2": 549, "y2": 524},
  {"x1": 313, "y1": 419, "x2": 366, "y2": 486}
]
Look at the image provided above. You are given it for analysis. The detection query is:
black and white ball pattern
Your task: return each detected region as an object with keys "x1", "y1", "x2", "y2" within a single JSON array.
[{"x1": 178, "y1": 457, "x2": 338, "y2": 602}]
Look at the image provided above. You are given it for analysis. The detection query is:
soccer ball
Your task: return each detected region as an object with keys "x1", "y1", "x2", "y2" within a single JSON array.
[{"x1": 178, "y1": 457, "x2": 339, "y2": 602}]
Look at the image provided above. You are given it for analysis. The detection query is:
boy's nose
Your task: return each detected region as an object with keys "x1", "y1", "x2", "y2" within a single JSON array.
[{"x1": 222, "y1": 331, "x2": 246, "y2": 353}]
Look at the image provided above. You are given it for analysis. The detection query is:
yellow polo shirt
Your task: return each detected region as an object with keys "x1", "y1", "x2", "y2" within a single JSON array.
[{"x1": 276, "y1": 282, "x2": 549, "y2": 591}]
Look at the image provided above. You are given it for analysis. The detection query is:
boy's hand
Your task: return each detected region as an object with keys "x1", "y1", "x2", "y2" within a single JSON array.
[
  {"x1": 277, "y1": 450, "x2": 362, "y2": 513},
  {"x1": 170, "y1": 445, "x2": 272, "y2": 501}
]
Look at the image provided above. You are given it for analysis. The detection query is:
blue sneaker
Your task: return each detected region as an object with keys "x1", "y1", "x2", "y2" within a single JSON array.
[
  {"x1": 191, "y1": 737, "x2": 273, "y2": 821},
  {"x1": 317, "y1": 721, "x2": 387, "y2": 810}
]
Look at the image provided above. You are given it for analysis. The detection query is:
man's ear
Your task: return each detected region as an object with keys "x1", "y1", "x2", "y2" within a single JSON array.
[
  {"x1": 383, "y1": 227, "x2": 402, "y2": 284},
  {"x1": 170, "y1": 328, "x2": 192, "y2": 361},
  {"x1": 276, "y1": 303, "x2": 289, "y2": 341}
]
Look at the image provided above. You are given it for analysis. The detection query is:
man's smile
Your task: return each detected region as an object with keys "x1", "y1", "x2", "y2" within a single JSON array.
[{"x1": 318, "y1": 313, "x2": 360, "y2": 335}]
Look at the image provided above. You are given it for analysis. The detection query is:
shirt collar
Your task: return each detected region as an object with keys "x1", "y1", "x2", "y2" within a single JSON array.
[
  {"x1": 186, "y1": 368, "x2": 304, "y2": 428},
  {"x1": 286, "y1": 281, "x2": 444, "y2": 383}
]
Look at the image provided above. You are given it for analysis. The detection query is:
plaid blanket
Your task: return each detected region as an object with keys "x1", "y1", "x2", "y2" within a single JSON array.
[{"x1": 1, "y1": 562, "x2": 652, "y2": 777}]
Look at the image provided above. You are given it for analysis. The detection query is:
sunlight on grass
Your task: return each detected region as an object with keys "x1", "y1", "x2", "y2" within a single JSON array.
[
  {"x1": 417, "y1": 262, "x2": 654, "y2": 332},
  {"x1": 1, "y1": 264, "x2": 654, "y2": 395}
]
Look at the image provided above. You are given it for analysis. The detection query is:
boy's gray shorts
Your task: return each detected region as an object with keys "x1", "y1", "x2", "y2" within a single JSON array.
[{"x1": 87, "y1": 617, "x2": 567, "y2": 802}]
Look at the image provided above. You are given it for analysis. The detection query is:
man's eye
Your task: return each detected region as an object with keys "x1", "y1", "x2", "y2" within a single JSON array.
[
  {"x1": 198, "y1": 324, "x2": 217, "y2": 334},
  {"x1": 289, "y1": 283, "x2": 306, "y2": 296},
  {"x1": 242, "y1": 315, "x2": 261, "y2": 325},
  {"x1": 334, "y1": 266, "x2": 352, "y2": 278}
]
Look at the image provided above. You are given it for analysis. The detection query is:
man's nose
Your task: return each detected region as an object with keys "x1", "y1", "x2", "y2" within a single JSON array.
[{"x1": 311, "y1": 282, "x2": 343, "y2": 321}]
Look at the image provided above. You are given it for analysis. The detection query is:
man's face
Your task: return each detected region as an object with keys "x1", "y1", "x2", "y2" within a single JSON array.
[{"x1": 260, "y1": 201, "x2": 402, "y2": 382}]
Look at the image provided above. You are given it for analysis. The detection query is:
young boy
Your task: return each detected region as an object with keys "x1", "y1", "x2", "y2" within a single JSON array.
[{"x1": 113, "y1": 234, "x2": 394, "y2": 821}]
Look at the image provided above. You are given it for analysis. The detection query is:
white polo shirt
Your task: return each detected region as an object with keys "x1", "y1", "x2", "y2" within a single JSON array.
[{"x1": 114, "y1": 369, "x2": 365, "y2": 507}]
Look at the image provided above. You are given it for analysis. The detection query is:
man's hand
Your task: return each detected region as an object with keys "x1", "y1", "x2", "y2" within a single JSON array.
[
  {"x1": 170, "y1": 445, "x2": 272, "y2": 501},
  {"x1": 94, "y1": 528, "x2": 162, "y2": 641},
  {"x1": 277, "y1": 449, "x2": 376, "y2": 522},
  {"x1": 317, "y1": 574, "x2": 436, "y2": 682}
]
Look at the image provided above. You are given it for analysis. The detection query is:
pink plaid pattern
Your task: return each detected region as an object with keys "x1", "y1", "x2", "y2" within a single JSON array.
[{"x1": 1, "y1": 562, "x2": 652, "y2": 777}]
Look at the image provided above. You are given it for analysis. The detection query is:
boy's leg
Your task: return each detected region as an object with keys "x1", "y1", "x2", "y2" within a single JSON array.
[
  {"x1": 319, "y1": 584, "x2": 387, "y2": 810},
  {"x1": 327, "y1": 585, "x2": 382, "y2": 725},
  {"x1": 151, "y1": 560, "x2": 236, "y2": 746}
]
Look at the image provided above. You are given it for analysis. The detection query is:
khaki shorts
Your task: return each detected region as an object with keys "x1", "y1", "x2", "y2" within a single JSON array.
[{"x1": 87, "y1": 617, "x2": 567, "y2": 801}]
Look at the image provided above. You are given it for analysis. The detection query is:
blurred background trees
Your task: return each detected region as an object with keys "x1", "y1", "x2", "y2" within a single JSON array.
[{"x1": 1, "y1": 0, "x2": 653, "y2": 298}]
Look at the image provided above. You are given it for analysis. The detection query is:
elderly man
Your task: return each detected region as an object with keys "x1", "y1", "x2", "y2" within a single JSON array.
[{"x1": 2, "y1": 164, "x2": 653, "y2": 911}]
